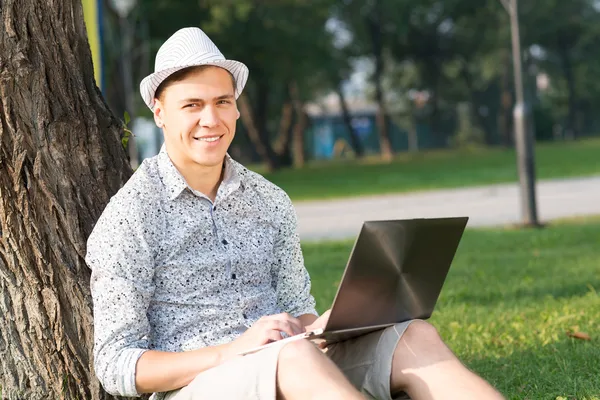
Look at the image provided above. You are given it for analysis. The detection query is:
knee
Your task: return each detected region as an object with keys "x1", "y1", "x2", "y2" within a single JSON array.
[
  {"x1": 397, "y1": 320, "x2": 448, "y2": 357},
  {"x1": 403, "y1": 320, "x2": 442, "y2": 344},
  {"x1": 391, "y1": 321, "x2": 460, "y2": 392},
  {"x1": 278, "y1": 338, "x2": 322, "y2": 365}
]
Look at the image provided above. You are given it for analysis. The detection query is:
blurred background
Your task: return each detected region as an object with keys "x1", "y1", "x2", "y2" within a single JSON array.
[{"x1": 83, "y1": 0, "x2": 600, "y2": 168}]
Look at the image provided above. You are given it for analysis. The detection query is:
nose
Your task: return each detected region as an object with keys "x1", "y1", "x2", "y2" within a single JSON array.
[{"x1": 199, "y1": 105, "x2": 219, "y2": 128}]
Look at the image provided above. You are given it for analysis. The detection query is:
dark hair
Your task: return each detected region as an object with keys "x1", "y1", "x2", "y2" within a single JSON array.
[{"x1": 154, "y1": 65, "x2": 237, "y2": 102}]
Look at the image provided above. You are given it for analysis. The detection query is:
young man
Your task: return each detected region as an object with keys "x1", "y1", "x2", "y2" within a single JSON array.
[{"x1": 86, "y1": 27, "x2": 504, "y2": 400}]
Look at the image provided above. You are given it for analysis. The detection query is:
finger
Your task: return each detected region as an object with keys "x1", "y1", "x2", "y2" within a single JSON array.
[
  {"x1": 266, "y1": 320, "x2": 297, "y2": 338},
  {"x1": 264, "y1": 314, "x2": 303, "y2": 335},
  {"x1": 265, "y1": 330, "x2": 283, "y2": 343},
  {"x1": 277, "y1": 313, "x2": 305, "y2": 335},
  {"x1": 288, "y1": 319, "x2": 304, "y2": 335}
]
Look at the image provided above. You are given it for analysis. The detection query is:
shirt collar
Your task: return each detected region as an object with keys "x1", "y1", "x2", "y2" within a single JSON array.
[{"x1": 157, "y1": 145, "x2": 242, "y2": 201}]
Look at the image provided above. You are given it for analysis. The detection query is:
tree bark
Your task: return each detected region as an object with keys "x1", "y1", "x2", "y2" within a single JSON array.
[
  {"x1": 0, "y1": 1, "x2": 131, "y2": 398},
  {"x1": 366, "y1": 0, "x2": 393, "y2": 162},
  {"x1": 334, "y1": 83, "x2": 364, "y2": 157}
]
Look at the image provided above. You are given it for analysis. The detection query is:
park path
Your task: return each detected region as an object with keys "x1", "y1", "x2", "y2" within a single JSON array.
[{"x1": 293, "y1": 175, "x2": 600, "y2": 241}]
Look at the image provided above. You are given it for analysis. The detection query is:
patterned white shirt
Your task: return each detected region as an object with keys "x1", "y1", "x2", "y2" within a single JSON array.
[{"x1": 85, "y1": 148, "x2": 317, "y2": 397}]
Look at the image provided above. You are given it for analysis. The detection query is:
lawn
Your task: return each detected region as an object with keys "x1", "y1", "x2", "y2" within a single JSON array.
[
  {"x1": 302, "y1": 217, "x2": 600, "y2": 399},
  {"x1": 262, "y1": 137, "x2": 600, "y2": 201}
]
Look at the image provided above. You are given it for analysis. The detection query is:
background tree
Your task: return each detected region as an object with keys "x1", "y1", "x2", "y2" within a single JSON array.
[
  {"x1": 521, "y1": 0, "x2": 600, "y2": 139},
  {"x1": 199, "y1": 0, "x2": 338, "y2": 170},
  {"x1": 334, "y1": 0, "x2": 403, "y2": 161}
]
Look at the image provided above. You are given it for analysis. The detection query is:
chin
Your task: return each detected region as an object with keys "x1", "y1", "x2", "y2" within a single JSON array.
[{"x1": 190, "y1": 154, "x2": 226, "y2": 168}]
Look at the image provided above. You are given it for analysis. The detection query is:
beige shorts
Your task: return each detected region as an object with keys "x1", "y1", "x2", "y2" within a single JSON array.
[{"x1": 163, "y1": 321, "x2": 414, "y2": 400}]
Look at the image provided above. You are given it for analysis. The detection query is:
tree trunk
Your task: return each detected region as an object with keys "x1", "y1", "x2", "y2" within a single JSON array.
[
  {"x1": 237, "y1": 93, "x2": 280, "y2": 171},
  {"x1": 374, "y1": 103, "x2": 393, "y2": 160},
  {"x1": 460, "y1": 62, "x2": 493, "y2": 144},
  {"x1": 273, "y1": 86, "x2": 293, "y2": 165},
  {"x1": 558, "y1": 40, "x2": 578, "y2": 139},
  {"x1": 499, "y1": 49, "x2": 513, "y2": 147},
  {"x1": 254, "y1": 80, "x2": 287, "y2": 168},
  {"x1": 407, "y1": 115, "x2": 419, "y2": 152},
  {"x1": 366, "y1": 0, "x2": 393, "y2": 162},
  {"x1": 0, "y1": 0, "x2": 132, "y2": 399},
  {"x1": 289, "y1": 81, "x2": 306, "y2": 168},
  {"x1": 334, "y1": 83, "x2": 364, "y2": 157},
  {"x1": 426, "y1": 67, "x2": 442, "y2": 141}
]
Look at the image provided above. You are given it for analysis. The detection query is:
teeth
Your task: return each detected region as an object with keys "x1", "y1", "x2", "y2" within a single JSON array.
[{"x1": 197, "y1": 136, "x2": 220, "y2": 142}]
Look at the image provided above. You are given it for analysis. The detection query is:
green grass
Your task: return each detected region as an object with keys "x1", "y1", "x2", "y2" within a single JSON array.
[
  {"x1": 303, "y1": 217, "x2": 600, "y2": 399},
  {"x1": 262, "y1": 138, "x2": 600, "y2": 201}
]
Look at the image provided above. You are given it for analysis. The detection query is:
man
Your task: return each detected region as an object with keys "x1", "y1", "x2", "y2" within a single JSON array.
[{"x1": 86, "y1": 27, "x2": 504, "y2": 400}]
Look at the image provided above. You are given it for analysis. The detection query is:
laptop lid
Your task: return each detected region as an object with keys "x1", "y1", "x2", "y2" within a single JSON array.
[{"x1": 324, "y1": 217, "x2": 468, "y2": 332}]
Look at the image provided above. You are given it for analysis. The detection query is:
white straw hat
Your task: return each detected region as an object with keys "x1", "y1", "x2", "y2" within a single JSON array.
[{"x1": 139, "y1": 27, "x2": 249, "y2": 110}]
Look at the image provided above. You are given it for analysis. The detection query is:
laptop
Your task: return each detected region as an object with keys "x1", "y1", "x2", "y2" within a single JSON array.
[{"x1": 239, "y1": 216, "x2": 469, "y2": 356}]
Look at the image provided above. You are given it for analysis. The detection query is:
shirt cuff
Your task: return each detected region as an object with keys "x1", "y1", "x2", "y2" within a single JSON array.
[{"x1": 116, "y1": 348, "x2": 148, "y2": 397}]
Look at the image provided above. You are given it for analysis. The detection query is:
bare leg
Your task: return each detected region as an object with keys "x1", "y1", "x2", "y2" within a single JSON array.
[
  {"x1": 391, "y1": 321, "x2": 504, "y2": 400},
  {"x1": 276, "y1": 339, "x2": 364, "y2": 400}
]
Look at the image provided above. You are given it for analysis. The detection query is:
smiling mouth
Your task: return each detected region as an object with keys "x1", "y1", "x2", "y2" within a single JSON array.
[{"x1": 194, "y1": 134, "x2": 224, "y2": 142}]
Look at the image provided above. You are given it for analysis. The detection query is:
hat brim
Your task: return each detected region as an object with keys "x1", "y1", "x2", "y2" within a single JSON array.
[{"x1": 140, "y1": 58, "x2": 249, "y2": 110}]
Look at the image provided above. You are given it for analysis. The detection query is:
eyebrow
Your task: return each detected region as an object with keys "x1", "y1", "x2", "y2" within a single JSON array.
[{"x1": 179, "y1": 94, "x2": 235, "y2": 104}]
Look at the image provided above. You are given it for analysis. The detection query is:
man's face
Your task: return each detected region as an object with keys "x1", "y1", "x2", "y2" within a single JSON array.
[{"x1": 153, "y1": 66, "x2": 239, "y2": 170}]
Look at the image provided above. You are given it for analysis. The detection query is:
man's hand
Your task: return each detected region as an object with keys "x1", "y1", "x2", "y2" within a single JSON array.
[
  {"x1": 222, "y1": 313, "x2": 304, "y2": 360},
  {"x1": 304, "y1": 309, "x2": 331, "y2": 333}
]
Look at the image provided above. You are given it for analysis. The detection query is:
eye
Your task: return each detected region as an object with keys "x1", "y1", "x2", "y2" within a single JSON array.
[
  {"x1": 184, "y1": 103, "x2": 199, "y2": 108},
  {"x1": 217, "y1": 100, "x2": 231, "y2": 105}
]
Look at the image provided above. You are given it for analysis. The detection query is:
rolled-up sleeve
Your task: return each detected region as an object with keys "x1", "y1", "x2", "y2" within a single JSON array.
[
  {"x1": 85, "y1": 194, "x2": 157, "y2": 397},
  {"x1": 271, "y1": 195, "x2": 318, "y2": 317}
]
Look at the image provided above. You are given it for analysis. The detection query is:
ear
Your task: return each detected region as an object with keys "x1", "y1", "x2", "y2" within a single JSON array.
[
  {"x1": 153, "y1": 98, "x2": 165, "y2": 128},
  {"x1": 236, "y1": 109, "x2": 241, "y2": 120}
]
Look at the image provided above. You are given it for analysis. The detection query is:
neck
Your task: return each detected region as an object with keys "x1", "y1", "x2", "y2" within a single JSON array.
[{"x1": 170, "y1": 155, "x2": 225, "y2": 202}]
